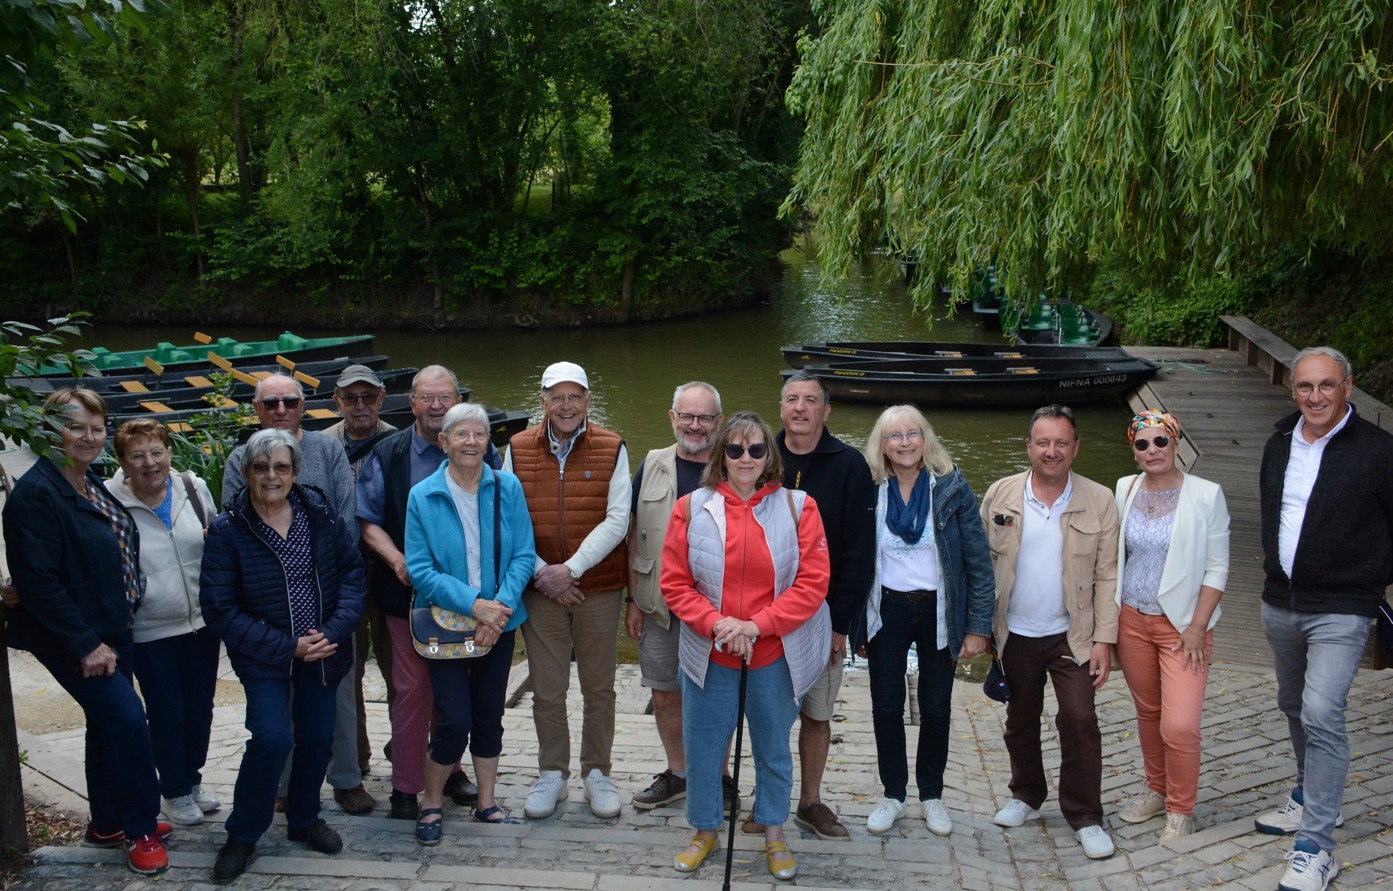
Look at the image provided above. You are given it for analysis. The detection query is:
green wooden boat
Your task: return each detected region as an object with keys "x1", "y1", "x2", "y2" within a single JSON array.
[{"x1": 33, "y1": 331, "x2": 375, "y2": 376}]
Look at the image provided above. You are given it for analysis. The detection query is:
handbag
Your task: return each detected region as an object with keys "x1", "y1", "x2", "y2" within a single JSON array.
[
  {"x1": 1375, "y1": 598, "x2": 1393, "y2": 668},
  {"x1": 410, "y1": 477, "x2": 502, "y2": 660},
  {"x1": 982, "y1": 642, "x2": 1010, "y2": 703}
]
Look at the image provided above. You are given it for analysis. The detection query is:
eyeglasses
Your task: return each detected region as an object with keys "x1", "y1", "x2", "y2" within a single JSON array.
[
  {"x1": 724, "y1": 442, "x2": 769, "y2": 460},
  {"x1": 250, "y1": 461, "x2": 294, "y2": 477},
  {"x1": 64, "y1": 424, "x2": 106, "y2": 439},
  {"x1": 545, "y1": 393, "x2": 587, "y2": 407},
  {"x1": 1133, "y1": 435, "x2": 1172, "y2": 451},
  {"x1": 412, "y1": 393, "x2": 457, "y2": 406},
  {"x1": 1293, "y1": 379, "x2": 1348, "y2": 397},
  {"x1": 883, "y1": 430, "x2": 923, "y2": 444},
  {"x1": 447, "y1": 428, "x2": 490, "y2": 443},
  {"x1": 258, "y1": 397, "x2": 302, "y2": 410},
  {"x1": 125, "y1": 447, "x2": 169, "y2": 464},
  {"x1": 338, "y1": 392, "x2": 380, "y2": 406},
  {"x1": 675, "y1": 412, "x2": 719, "y2": 427}
]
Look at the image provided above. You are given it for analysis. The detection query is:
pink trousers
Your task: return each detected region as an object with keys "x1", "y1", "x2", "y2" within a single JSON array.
[
  {"x1": 385, "y1": 615, "x2": 456, "y2": 794},
  {"x1": 1116, "y1": 605, "x2": 1211, "y2": 816}
]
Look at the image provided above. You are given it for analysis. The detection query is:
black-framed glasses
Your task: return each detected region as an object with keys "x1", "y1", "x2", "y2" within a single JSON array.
[
  {"x1": 258, "y1": 397, "x2": 302, "y2": 410},
  {"x1": 338, "y1": 392, "x2": 380, "y2": 406},
  {"x1": 724, "y1": 442, "x2": 769, "y2": 460},
  {"x1": 675, "y1": 412, "x2": 719, "y2": 427},
  {"x1": 1133, "y1": 435, "x2": 1172, "y2": 451}
]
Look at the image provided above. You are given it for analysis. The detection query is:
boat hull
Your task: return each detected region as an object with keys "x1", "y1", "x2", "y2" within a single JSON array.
[{"x1": 782, "y1": 341, "x2": 1134, "y2": 368}]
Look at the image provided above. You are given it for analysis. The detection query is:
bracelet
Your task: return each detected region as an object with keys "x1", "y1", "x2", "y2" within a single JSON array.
[{"x1": 624, "y1": 596, "x2": 635, "y2": 604}]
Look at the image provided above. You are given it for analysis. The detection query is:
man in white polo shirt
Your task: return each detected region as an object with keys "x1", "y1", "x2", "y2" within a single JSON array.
[
  {"x1": 979, "y1": 404, "x2": 1119, "y2": 860},
  {"x1": 1253, "y1": 346, "x2": 1393, "y2": 891}
]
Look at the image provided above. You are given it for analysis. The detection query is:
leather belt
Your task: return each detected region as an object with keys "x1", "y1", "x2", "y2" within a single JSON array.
[{"x1": 882, "y1": 587, "x2": 935, "y2": 603}]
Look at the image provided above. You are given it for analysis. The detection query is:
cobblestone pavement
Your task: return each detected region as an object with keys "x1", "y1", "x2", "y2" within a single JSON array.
[{"x1": 11, "y1": 656, "x2": 1393, "y2": 890}]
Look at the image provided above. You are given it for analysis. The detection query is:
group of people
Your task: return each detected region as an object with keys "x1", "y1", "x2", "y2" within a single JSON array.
[{"x1": 1, "y1": 345, "x2": 1386, "y2": 891}]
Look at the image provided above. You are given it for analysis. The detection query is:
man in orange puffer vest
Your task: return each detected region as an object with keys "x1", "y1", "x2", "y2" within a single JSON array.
[{"x1": 503, "y1": 361, "x2": 631, "y2": 821}]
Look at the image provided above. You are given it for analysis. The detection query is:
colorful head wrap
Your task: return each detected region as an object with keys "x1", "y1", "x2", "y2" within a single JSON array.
[{"x1": 1127, "y1": 409, "x2": 1180, "y2": 445}]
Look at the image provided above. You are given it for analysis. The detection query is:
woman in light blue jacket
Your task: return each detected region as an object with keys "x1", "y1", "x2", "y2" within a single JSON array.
[
  {"x1": 404, "y1": 403, "x2": 536, "y2": 843},
  {"x1": 858, "y1": 405, "x2": 995, "y2": 838},
  {"x1": 1112, "y1": 410, "x2": 1229, "y2": 844}
]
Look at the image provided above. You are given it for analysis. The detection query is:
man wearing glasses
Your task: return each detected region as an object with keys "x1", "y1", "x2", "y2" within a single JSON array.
[
  {"x1": 323, "y1": 365, "x2": 397, "y2": 786},
  {"x1": 222, "y1": 372, "x2": 374, "y2": 816},
  {"x1": 503, "y1": 361, "x2": 630, "y2": 820},
  {"x1": 625, "y1": 382, "x2": 731, "y2": 812},
  {"x1": 1254, "y1": 347, "x2": 1393, "y2": 891},
  {"x1": 979, "y1": 403, "x2": 1119, "y2": 860},
  {"x1": 356, "y1": 366, "x2": 485, "y2": 821},
  {"x1": 751, "y1": 371, "x2": 875, "y2": 841}
]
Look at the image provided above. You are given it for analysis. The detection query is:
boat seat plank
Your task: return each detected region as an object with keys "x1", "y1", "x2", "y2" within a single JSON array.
[
  {"x1": 119, "y1": 381, "x2": 151, "y2": 393},
  {"x1": 183, "y1": 375, "x2": 215, "y2": 388},
  {"x1": 305, "y1": 408, "x2": 339, "y2": 419},
  {"x1": 138, "y1": 401, "x2": 174, "y2": 414},
  {"x1": 948, "y1": 368, "x2": 976, "y2": 376}
]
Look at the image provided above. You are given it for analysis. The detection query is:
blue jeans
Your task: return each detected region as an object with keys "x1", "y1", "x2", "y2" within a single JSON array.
[
  {"x1": 428, "y1": 630, "x2": 515, "y2": 763},
  {"x1": 34, "y1": 633, "x2": 160, "y2": 837},
  {"x1": 866, "y1": 591, "x2": 954, "y2": 801},
  {"x1": 225, "y1": 661, "x2": 340, "y2": 844},
  {"x1": 1262, "y1": 602, "x2": 1370, "y2": 853},
  {"x1": 681, "y1": 657, "x2": 799, "y2": 831},
  {"x1": 134, "y1": 628, "x2": 220, "y2": 799}
]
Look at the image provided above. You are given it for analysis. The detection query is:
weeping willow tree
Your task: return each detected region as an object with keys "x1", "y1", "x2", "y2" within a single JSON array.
[{"x1": 785, "y1": 0, "x2": 1393, "y2": 305}]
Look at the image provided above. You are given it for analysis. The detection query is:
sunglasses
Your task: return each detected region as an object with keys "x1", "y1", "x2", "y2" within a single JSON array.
[
  {"x1": 1133, "y1": 435, "x2": 1172, "y2": 451},
  {"x1": 724, "y1": 442, "x2": 769, "y2": 460},
  {"x1": 259, "y1": 397, "x2": 302, "y2": 410}
]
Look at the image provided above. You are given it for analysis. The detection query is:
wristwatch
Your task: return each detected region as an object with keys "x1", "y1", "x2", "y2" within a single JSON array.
[{"x1": 566, "y1": 564, "x2": 580, "y2": 581}]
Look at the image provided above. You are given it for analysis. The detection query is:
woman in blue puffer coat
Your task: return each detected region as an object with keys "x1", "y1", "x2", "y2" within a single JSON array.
[{"x1": 199, "y1": 429, "x2": 365, "y2": 883}]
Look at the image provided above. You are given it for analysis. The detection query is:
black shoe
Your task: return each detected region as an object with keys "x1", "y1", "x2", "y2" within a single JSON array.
[
  {"x1": 632, "y1": 770, "x2": 687, "y2": 809},
  {"x1": 212, "y1": 840, "x2": 255, "y2": 884},
  {"x1": 445, "y1": 770, "x2": 479, "y2": 806},
  {"x1": 722, "y1": 775, "x2": 741, "y2": 817},
  {"x1": 287, "y1": 819, "x2": 343, "y2": 854},
  {"x1": 389, "y1": 789, "x2": 420, "y2": 821}
]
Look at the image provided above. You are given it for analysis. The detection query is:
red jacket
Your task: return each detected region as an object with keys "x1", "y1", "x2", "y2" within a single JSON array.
[{"x1": 660, "y1": 480, "x2": 830, "y2": 672}]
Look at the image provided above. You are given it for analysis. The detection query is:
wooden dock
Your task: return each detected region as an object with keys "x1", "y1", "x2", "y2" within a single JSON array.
[{"x1": 1125, "y1": 318, "x2": 1392, "y2": 668}]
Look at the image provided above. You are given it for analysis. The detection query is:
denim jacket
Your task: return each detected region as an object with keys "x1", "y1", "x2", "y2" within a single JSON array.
[{"x1": 855, "y1": 467, "x2": 995, "y2": 658}]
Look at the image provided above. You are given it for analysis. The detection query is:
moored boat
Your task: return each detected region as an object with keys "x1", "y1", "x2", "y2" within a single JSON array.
[
  {"x1": 782, "y1": 341, "x2": 1134, "y2": 368},
  {"x1": 786, "y1": 354, "x2": 1158, "y2": 407},
  {"x1": 29, "y1": 331, "x2": 376, "y2": 376}
]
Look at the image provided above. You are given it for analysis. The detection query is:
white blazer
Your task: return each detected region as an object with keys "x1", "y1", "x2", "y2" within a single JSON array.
[{"x1": 1114, "y1": 472, "x2": 1230, "y2": 632}]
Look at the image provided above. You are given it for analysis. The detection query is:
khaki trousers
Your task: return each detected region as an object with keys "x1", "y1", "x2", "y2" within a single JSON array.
[{"x1": 521, "y1": 587, "x2": 622, "y2": 777}]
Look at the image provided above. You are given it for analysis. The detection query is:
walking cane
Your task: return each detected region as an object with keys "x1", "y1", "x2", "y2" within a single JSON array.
[{"x1": 723, "y1": 653, "x2": 750, "y2": 891}]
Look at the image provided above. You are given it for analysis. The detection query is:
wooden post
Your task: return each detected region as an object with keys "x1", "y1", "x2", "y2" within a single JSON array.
[{"x1": 0, "y1": 606, "x2": 28, "y2": 853}]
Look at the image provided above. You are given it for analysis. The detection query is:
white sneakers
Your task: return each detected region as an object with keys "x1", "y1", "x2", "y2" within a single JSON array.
[
  {"x1": 866, "y1": 797, "x2": 906, "y2": 834},
  {"x1": 1118, "y1": 789, "x2": 1167, "y2": 824},
  {"x1": 190, "y1": 784, "x2": 221, "y2": 814},
  {"x1": 922, "y1": 798, "x2": 952, "y2": 836},
  {"x1": 583, "y1": 769, "x2": 622, "y2": 818},
  {"x1": 524, "y1": 770, "x2": 569, "y2": 819},
  {"x1": 1255, "y1": 795, "x2": 1345, "y2": 835},
  {"x1": 1279, "y1": 845, "x2": 1339, "y2": 891},
  {"x1": 992, "y1": 799, "x2": 1041, "y2": 827},
  {"x1": 1076, "y1": 825, "x2": 1115, "y2": 859},
  {"x1": 162, "y1": 794, "x2": 203, "y2": 826},
  {"x1": 1158, "y1": 812, "x2": 1195, "y2": 844}
]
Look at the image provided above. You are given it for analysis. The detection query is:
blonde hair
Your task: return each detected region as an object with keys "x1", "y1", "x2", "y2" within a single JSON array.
[{"x1": 862, "y1": 404, "x2": 954, "y2": 484}]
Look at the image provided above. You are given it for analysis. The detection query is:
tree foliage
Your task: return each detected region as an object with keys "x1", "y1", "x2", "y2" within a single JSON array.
[
  {"x1": 0, "y1": 0, "x2": 809, "y2": 318},
  {"x1": 786, "y1": 0, "x2": 1393, "y2": 304},
  {"x1": 0, "y1": 0, "x2": 166, "y2": 232}
]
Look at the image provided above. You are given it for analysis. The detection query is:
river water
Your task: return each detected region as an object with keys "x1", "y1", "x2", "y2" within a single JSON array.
[{"x1": 87, "y1": 241, "x2": 1140, "y2": 495}]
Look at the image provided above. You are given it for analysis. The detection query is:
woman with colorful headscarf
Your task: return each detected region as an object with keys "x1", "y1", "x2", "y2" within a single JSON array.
[{"x1": 1112, "y1": 410, "x2": 1230, "y2": 843}]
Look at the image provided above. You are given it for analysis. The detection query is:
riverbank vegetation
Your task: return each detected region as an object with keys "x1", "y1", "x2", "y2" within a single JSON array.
[{"x1": 0, "y1": 0, "x2": 809, "y2": 325}]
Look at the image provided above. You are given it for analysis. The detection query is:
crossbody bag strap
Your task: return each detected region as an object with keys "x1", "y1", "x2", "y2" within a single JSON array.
[
  {"x1": 493, "y1": 474, "x2": 503, "y2": 597},
  {"x1": 181, "y1": 471, "x2": 209, "y2": 529}
]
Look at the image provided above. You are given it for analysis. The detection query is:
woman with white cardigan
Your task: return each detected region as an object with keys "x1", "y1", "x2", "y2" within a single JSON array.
[{"x1": 1113, "y1": 410, "x2": 1229, "y2": 843}]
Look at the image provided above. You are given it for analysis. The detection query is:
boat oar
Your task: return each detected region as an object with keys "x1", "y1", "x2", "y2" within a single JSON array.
[{"x1": 722, "y1": 653, "x2": 749, "y2": 891}]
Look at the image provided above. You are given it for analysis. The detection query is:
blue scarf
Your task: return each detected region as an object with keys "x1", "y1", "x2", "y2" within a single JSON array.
[{"x1": 886, "y1": 470, "x2": 932, "y2": 545}]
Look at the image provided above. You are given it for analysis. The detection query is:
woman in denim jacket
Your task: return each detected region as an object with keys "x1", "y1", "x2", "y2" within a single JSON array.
[{"x1": 858, "y1": 405, "x2": 995, "y2": 837}]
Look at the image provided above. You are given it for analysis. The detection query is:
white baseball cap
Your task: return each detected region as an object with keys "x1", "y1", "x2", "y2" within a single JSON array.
[{"x1": 541, "y1": 361, "x2": 589, "y2": 390}]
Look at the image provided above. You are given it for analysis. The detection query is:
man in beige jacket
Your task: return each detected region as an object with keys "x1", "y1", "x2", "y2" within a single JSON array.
[{"x1": 980, "y1": 404, "x2": 1119, "y2": 859}]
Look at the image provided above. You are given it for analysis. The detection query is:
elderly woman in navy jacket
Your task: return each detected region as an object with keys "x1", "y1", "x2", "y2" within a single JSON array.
[
  {"x1": 2, "y1": 388, "x2": 169, "y2": 876},
  {"x1": 199, "y1": 429, "x2": 365, "y2": 883}
]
